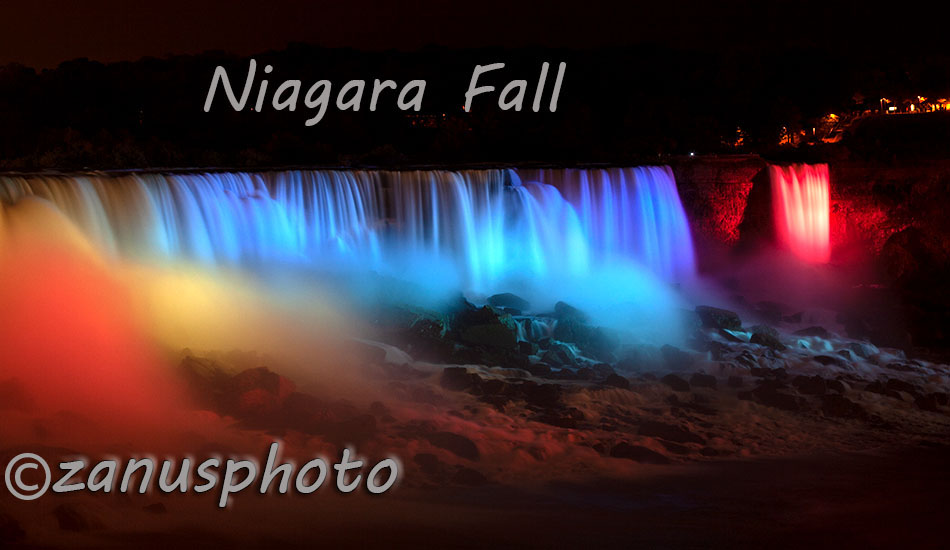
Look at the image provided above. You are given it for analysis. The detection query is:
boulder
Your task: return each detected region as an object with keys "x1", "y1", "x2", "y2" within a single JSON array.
[
  {"x1": 425, "y1": 431, "x2": 480, "y2": 461},
  {"x1": 440, "y1": 367, "x2": 480, "y2": 391},
  {"x1": 792, "y1": 375, "x2": 828, "y2": 395},
  {"x1": 660, "y1": 373, "x2": 690, "y2": 392},
  {"x1": 638, "y1": 420, "x2": 705, "y2": 444},
  {"x1": 750, "y1": 330, "x2": 787, "y2": 352},
  {"x1": 487, "y1": 293, "x2": 530, "y2": 312},
  {"x1": 821, "y1": 394, "x2": 868, "y2": 420},
  {"x1": 610, "y1": 442, "x2": 671, "y2": 464},
  {"x1": 695, "y1": 305, "x2": 742, "y2": 330},
  {"x1": 603, "y1": 373, "x2": 631, "y2": 390},
  {"x1": 689, "y1": 372, "x2": 717, "y2": 389}
]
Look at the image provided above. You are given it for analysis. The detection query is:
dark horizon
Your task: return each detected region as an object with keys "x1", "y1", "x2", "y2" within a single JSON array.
[{"x1": 2, "y1": 1, "x2": 946, "y2": 69}]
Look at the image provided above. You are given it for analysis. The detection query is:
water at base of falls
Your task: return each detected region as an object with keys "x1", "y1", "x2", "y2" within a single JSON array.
[
  {"x1": 0, "y1": 167, "x2": 697, "y2": 298},
  {"x1": 769, "y1": 164, "x2": 831, "y2": 264}
]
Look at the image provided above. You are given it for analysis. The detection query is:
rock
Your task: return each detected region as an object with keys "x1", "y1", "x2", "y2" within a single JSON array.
[
  {"x1": 440, "y1": 367, "x2": 479, "y2": 391},
  {"x1": 638, "y1": 420, "x2": 705, "y2": 444},
  {"x1": 750, "y1": 331, "x2": 787, "y2": 352},
  {"x1": 610, "y1": 442, "x2": 671, "y2": 464},
  {"x1": 915, "y1": 394, "x2": 941, "y2": 412},
  {"x1": 660, "y1": 373, "x2": 690, "y2": 392},
  {"x1": 518, "y1": 340, "x2": 539, "y2": 356},
  {"x1": 696, "y1": 305, "x2": 742, "y2": 330},
  {"x1": 452, "y1": 466, "x2": 489, "y2": 486},
  {"x1": 552, "y1": 318, "x2": 592, "y2": 347},
  {"x1": 752, "y1": 381, "x2": 805, "y2": 411},
  {"x1": 795, "y1": 326, "x2": 831, "y2": 338},
  {"x1": 885, "y1": 378, "x2": 918, "y2": 396},
  {"x1": 749, "y1": 324, "x2": 779, "y2": 339},
  {"x1": 821, "y1": 394, "x2": 868, "y2": 420},
  {"x1": 425, "y1": 431, "x2": 480, "y2": 461},
  {"x1": 535, "y1": 407, "x2": 584, "y2": 428},
  {"x1": 603, "y1": 373, "x2": 631, "y2": 390},
  {"x1": 413, "y1": 453, "x2": 442, "y2": 475},
  {"x1": 541, "y1": 342, "x2": 577, "y2": 366},
  {"x1": 487, "y1": 293, "x2": 530, "y2": 312},
  {"x1": 230, "y1": 367, "x2": 295, "y2": 401},
  {"x1": 727, "y1": 375, "x2": 744, "y2": 388},
  {"x1": 53, "y1": 503, "x2": 104, "y2": 532},
  {"x1": 590, "y1": 363, "x2": 617, "y2": 379},
  {"x1": 223, "y1": 367, "x2": 297, "y2": 417},
  {"x1": 848, "y1": 341, "x2": 879, "y2": 359},
  {"x1": 827, "y1": 379, "x2": 851, "y2": 393},
  {"x1": 584, "y1": 327, "x2": 621, "y2": 361},
  {"x1": 461, "y1": 323, "x2": 518, "y2": 350},
  {"x1": 526, "y1": 363, "x2": 553, "y2": 377},
  {"x1": 689, "y1": 372, "x2": 717, "y2": 389},
  {"x1": 520, "y1": 382, "x2": 563, "y2": 406},
  {"x1": 554, "y1": 301, "x2": 589, "y2": 323},
  {"x1": 814, "y1": 355, "x2": 845, "y2": 367},
  {"x1": 792, "y1": 375, "x2": 828, "y2": 395}
]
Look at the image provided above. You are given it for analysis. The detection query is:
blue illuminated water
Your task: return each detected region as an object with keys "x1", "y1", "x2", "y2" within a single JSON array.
[{"x1": 0, "y1": 167, "x2": 696, "y2": 296}]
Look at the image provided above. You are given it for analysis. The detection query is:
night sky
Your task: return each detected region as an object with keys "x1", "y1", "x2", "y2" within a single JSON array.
[{"x1": 1, "y1": 1, "x2": 943, "y2": 68}]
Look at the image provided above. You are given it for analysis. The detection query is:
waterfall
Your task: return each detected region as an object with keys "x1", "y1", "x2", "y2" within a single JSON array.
[
  {"x1": 0, "y1": 166, "x2": 696, "y2": 294},
  {"x1": 769, "y1": 164, "x2": 831, "y2": 263}
]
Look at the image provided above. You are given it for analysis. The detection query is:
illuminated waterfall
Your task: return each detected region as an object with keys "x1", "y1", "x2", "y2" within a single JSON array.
[
  {"x1": 769, "y1": 164, "x2": 831, "y2": 263},
  {"x1": 0, "y1": 167, "x2": 696, "y2": 293}
]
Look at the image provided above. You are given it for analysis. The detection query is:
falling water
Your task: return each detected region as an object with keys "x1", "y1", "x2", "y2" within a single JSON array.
[
  {"x1": 0, "y1": 167, "x2": 696, "y2": 294},
  {"x1": 769, "y1": 164, "x2": 831, "y2": 263}
]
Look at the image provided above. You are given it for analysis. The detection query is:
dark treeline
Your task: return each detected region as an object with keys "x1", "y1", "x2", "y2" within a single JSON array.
[{"x1": 0, "y1": 43, "x2": 948, "y2": 170}]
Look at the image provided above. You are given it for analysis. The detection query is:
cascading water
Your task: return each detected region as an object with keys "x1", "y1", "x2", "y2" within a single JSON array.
[
  {"x1": 0, "y1": 166, "x2": 696, "y2": 296},
  {"x1": 769, "y1": 164, "x2": 831, "y2": 263}
]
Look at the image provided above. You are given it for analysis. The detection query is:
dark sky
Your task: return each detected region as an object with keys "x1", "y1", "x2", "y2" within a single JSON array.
[{"x1": 0, "y1": 1, "x2": 942, "y2": 68}]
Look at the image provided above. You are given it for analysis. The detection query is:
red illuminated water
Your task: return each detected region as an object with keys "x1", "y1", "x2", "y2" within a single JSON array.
[{"x1": 770, "y1": 164, "x2": 831, "y2": 263}]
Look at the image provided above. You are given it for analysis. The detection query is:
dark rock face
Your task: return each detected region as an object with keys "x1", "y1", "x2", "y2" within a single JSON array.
[
  {"x1": 745, "y1": 381, "x2": 805, "y2": 411},
  {"x1": 821, "y1": 394, "x2": 868, "y2": 420},
  {"x1": 487, "y1": 293, "x2": 530, "y2": 312},
  {"x1": 452, "y1": 466, "x2": 489, "y2": 486},
  {"x1": 695, "y1": 306, "x2": 742, "y2": 330},
  {"x1": 425, "y1": 431, "x2": 480, "y2": 461},
  {"x1": 750, "y1": 331, "x2": 787, "y2": 351},
  {"x1": 455, "y1": 306, "x2": 519, "y2": 351},
  {"x1": 609, "y1": 442, "x2": 671, "y2": 464},
  {"x1": 604, "y1": 373, "x2": 631, "y2": 390},
  {"x1": 660, "y1": 374, "x2": 691, "y2": 392},
  {"x1": 689, "y1": 372, "x2": 717, "y2": 389},
  {"x1": 638, "y1": 420, "x2": 705, "y2": 444},
  {"x1": 440, "y1": 367, "x2": 479, "y2": 391},
  {"x1": 792, "y1": 375, "x2": 828, "y2": 396}
]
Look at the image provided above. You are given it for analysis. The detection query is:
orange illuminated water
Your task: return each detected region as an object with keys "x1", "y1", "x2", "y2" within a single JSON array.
[{"x1": 770, "y1": 164, "x2": 831, "y2": 263}]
